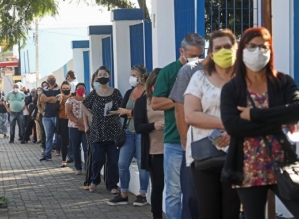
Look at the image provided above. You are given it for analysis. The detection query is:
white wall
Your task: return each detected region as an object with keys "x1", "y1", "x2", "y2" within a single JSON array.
[
  {"x1": 112, "y1": 20, "x2": 142, "y2": 95},
  {"x1": 89, "y1": 35, "x2": 109, "y2": 76},
  {"x1": 73, "y1": 48, "x2": 89, "y2": 84},
  {"x1": 151, "y1": 0, "x2": 176, "y2": 68},
  {"x1": 272, "y1": 0, "x2": 293, "y2": 76}
]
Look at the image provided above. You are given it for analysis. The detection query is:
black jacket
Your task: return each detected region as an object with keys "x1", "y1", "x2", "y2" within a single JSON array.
[
  {"x1": 134, "y1": 94, "x2": 155, "y2": 170},
  {"x1": 220, "y1": 72, "x2": 299, "y2": 185}
]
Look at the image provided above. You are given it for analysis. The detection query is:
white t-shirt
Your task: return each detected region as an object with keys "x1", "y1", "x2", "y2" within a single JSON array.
[
  {"x1": 70, "y1": 79, "x2": 79, "y2": 93},
  {"x1": 184, "y1": 70, "x2": 222, "y2": 166}
]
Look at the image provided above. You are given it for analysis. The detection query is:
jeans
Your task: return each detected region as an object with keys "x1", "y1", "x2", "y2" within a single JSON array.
[
  {"x1": 181, "y1": 151, "x2": 198, "y2": 219},
  {"x1": 9, "y1": 111, "x2": 24, "y2": 141},
  {"x1": 42, "y1": 117, "x2": 56, "y2": 158},
  {"x1": 91, "y1": 141, "x2": 119, "y2": 190},
  {"x1": 237, "y1": 185, "x2": 299, "y2": 219},
  {"x1": 54, "y1": 133, "x2": 61, "y2": 152},
  {"x1": 39, "y1": 114, "x2": 46, "y2": 149},
  {"x1": 67, "y1": 135, "x2": 73, "y2": 160},
  {"x1": 69, "y1": 128, "x2": 87, "y2": 171},
  {"x1": 118, "y1": 131, "x2": 149, "y2": 193},
  {"x1": 148, "y1": 154, "x2": 164, "y2": 218},
  {"x1": 164, "y1": 143, "x2": 183, "y2": 219}
]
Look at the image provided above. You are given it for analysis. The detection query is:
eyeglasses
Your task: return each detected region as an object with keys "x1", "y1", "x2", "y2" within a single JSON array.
[{"x1": 245, "y1": 43, "x2": 270, "y2": 53}]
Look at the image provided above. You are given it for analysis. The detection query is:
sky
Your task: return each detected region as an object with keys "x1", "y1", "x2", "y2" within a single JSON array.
[
  {"x1": 20, "y1": 0, "x2": 151, "y2": 78},
  {"x1": 37, "y1": 0, "x2": 146, "y2": 29}
]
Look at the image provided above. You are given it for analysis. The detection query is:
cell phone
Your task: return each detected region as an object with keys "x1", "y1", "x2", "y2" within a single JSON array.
[{"x1": 209, "y1": 129, "x2": 222, "y2": 140}]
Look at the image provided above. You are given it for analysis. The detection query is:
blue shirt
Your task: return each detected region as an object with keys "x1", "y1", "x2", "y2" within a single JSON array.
[
  {"x1": 42, "y1": 85, "x2": 60, "y2": 117},
  {"x1": 5, "y1": 91, "x2": 25, "y2": 112}
]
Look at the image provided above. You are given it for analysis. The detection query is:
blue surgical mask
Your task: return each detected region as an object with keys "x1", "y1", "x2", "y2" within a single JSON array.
[{"x1": 93, "y1": 82, "x2": 100, "y2": 89}]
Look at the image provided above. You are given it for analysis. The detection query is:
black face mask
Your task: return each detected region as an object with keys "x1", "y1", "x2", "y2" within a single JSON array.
[
  {"x1": 97, "y1": 77, "x2": 109, "y2": 85},
  {"x1": 24, "y1": 91, "x2": 28, "y2": 94},
  {"x1": 62, "y1": 90, "x2": 71, "y2": 95},
  {"x1": 48, "y1": 79, "x2": 56, "y2": 85}
]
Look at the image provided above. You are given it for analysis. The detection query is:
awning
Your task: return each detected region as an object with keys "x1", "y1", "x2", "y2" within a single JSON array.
[{"x1": 0, "y1": 61, "x2": 19, "y2": 67}]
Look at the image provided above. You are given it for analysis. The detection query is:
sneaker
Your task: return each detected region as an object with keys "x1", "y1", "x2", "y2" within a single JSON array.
[
  {"x1": 89, "y1": 183, "x2": 97, "y2": 192},
  {"x1": 133, "y1": 195, "x2": 148, "y2": 206},
  {"x1": 107, "y1": 194, "x2": 129, "y2": 206},
  {"x1": 75, "y1": 170, "x2": 82, "y2": 175},
  {"x1": 111, "y1": 188, "x2": 120, "y2": 194},
  {"x1": 40, "y1": 156, "x2": 52, "y2": 161},
  {"x1": 66, "y1": 158, "x2": 73, "y2": 163},
  {"x1": 9, "y1": 140, "x2": 14, "y2": 143}
]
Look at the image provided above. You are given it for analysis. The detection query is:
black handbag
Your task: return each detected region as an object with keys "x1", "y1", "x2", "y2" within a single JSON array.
[
  {"x1": 191, "y1": 127, "x2": 227, "y2": 171},
  {"x1": 247, "y1": 91, "x2": 299, "y2": 201},
  {"x1": 115, "y1": 119, "x2": 131, "y2": 149}
]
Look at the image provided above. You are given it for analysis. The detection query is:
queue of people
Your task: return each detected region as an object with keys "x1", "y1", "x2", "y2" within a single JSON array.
[{"x1": 1, "y1": 26, "x2": 299, "y2": 219}]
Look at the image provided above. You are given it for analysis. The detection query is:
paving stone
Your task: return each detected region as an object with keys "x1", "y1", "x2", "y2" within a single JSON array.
[{"x1": 0, "y1": 138, "x2": 154, "y2": 218}]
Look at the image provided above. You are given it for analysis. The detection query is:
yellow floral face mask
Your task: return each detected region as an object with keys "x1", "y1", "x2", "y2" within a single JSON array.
[{"x1": 212, "y1": 48, "x2": 235, "y2": 68}]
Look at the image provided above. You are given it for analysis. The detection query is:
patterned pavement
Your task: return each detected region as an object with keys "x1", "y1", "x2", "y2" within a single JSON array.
[{"x1": 0, "y1": 137, "x2": 152, "y2": 219}]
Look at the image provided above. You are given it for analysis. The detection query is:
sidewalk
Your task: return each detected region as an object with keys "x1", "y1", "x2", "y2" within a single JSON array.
[{"x1": 0, "y1": 138, "x2": 152, "y2": 219}]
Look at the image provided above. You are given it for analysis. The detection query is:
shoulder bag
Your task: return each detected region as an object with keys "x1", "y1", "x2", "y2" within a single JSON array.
[
  {"x1": 115, "y1": 119, "x2": 131, "y2": 149},
  {"x1": 191, "y1": 127, "x2": 227, "y2": 171},
  {"x1": 247, "y1": 90, "x2": 299, "y2": 201}
]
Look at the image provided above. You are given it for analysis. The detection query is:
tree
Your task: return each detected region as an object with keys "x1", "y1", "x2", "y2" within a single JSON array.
[
  {"x1": 205, "y1": 0, "x2": 253, "y2": 39},
  {"x1": 0, "y1": 0, "x2": 58, "y2": 51},
  {"x1": 95, "y1": 0, "x2": 150, "y2": 19}
]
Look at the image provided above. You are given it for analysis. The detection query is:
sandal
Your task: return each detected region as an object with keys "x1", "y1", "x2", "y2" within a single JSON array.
[{"x1": 60, "y1": 163, "x2": 67, "y2": 168}]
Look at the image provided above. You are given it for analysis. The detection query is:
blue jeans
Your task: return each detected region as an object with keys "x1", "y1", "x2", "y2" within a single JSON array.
[
  {"x1": 9, "y1": 111, "x2": 23, "y2": 141},
  {"x1": 69, "y1": 128, "x2": 87, "y2": 171},
  {"x1": 181, "y1": 151, "x2": 198, "y2": 219},
  {"x1": 67, "y1": 136, "x2": 73, "y2": 160},
  {"x1": 118, "y1": 131, "x2": 149, "y2": 193},
  {"x1": 54, "y1": 133, "x2": 61, "y2": 152},
  {"x1": 164, "y1": 143, "x2": 183, "y2": 219},
  {"x1": 91, "y1": 141, "x2": 120, "y2": 190},
  {"x1": 42, "y1": 117, "x2": 56, "y2": 158}
]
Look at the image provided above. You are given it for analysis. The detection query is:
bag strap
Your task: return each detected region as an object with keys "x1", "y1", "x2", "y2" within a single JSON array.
[{"x1": 246, "y1": 90, "x2": 273, "y2": 157}]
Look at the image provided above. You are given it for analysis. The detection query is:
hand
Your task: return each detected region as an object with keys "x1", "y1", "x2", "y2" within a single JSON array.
[
  {"x1": 237, "y1": 106, "x2": 251, "y2": 121},
  {"x1": 154, "y1": 120, "x2": 164, "y2": 131},
  {"x1": 85, "y1": 125, "x2": 89, "y2": 133},
  {"x1": 216, "y1": 131, "x2": 230, "y2": 148},
  {"x1": 58, "y1": 95, "x2": 63, "y2": 102},
  {"x1": 118, "y1": 108, "x2": 129, "y2": 116},
  {"x1": 7, "y1": 109, "x2": 11, "y2": 114},
  {"x1": 42, "y1": 112, "x2": 45, "y2": 116}
]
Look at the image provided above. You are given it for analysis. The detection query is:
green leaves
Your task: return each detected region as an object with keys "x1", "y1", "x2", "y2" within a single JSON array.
[{"x1": 0, "y1": 0, "x2": 58, "y2": 51}]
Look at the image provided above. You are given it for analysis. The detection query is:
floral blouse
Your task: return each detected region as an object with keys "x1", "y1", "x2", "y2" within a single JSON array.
[{"x1": 240, "y1": 91, "x2": 285, "y2": 187}]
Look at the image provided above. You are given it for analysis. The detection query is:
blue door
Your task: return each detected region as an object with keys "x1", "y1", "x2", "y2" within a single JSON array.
[
  {"x1": 174, "y1": 0, "x2": 196, "y2": 59},
  {"x1": 130, "y1": 23, "x2": 144, "y2": 68},
  {"x1": 83, "y1": 51, "x2": 90, "y2": 92},
  {"x1": 102, "y1": 36, "x2": 114, "y2": 87}
]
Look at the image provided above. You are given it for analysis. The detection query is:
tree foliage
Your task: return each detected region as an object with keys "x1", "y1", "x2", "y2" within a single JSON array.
[
  {"x1": 205, "y1": 0, "x2": 253, "y2": 39},
  {"x1": 94, "y1": 0, "x2": 149, "y2": 19},
  {"x1": 0, "y1": 0, "x2": 58, "y2": 51}
]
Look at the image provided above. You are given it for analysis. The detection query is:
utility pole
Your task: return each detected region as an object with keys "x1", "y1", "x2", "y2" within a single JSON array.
[{"x1": 35, "y1": 18, "x2": 39, "y2": 87}]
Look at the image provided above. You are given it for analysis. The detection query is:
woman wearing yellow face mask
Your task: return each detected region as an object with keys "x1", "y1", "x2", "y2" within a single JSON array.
[{"x1": 184, "y1": 29, "x2": 240, "y2": 219}]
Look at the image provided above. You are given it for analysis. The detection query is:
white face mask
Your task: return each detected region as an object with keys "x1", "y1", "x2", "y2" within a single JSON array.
[
  {"x1": 14, "y1": 88, "x2": 19, "y2": 93},
  {"x1": 243, "y1": 47, "x2": 270, "y2": 72},
  {"x1": 185, "y1": 57, "x2": 199, "y2": 63},
  {"x1": 129, "y1": 76, "x2": 139, "y2": 87}
]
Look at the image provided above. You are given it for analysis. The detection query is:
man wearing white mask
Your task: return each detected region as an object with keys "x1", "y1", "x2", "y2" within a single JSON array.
[
  {"x1": 4, "y1": 84, "x2": 26, "y2": 143},
  {"x1": 151, "y1": 33, "x2": 204, "y2": 219}
]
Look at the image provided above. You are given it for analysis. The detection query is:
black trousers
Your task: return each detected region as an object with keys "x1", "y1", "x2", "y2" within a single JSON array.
[
  {"x1": 191, "y1": 164, "x2": 240, "y2": 219},
  {"x1": 58, "y1": 118, "x2": 69, "y2": 161},
  {"x1": 237, "y1": 185, "x2": 299, "y2": 219},
  {"x1": 23, "y1": 119, "x2": 36, "y2": 141},
  {"x1": 148, "y1": 154, "x2": 164, "y2": 218}
]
